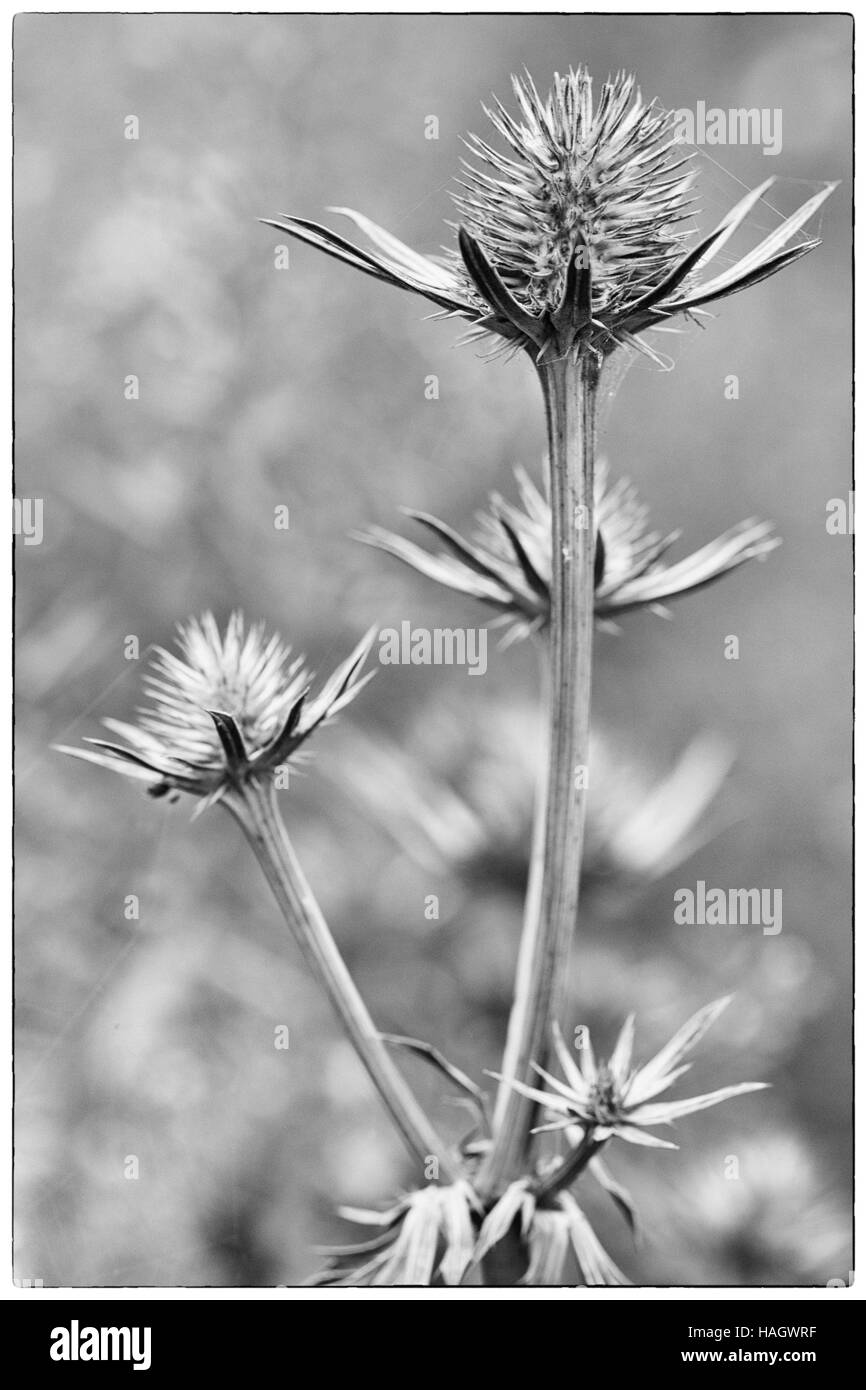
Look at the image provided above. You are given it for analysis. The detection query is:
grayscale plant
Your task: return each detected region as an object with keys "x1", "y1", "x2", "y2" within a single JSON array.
[
  {"x1": 359, "y1": 464, "x2": 780, "y2": 643},
  {"x1": 60, "y1": 614, "x2": 458, "y2": 1179},
  {"x1": 265, "y1": 66, "x2": 831, "y2": 1212},
  {"x1": 63, "y1": 64, "x2": 835, "y2": 1287},
  {"x1": 263, "y1": 69, "x2": 833, "y2": 366}
]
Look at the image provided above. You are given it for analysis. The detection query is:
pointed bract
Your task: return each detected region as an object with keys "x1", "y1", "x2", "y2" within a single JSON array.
[
  {"x1": 359, "y1": 464, "x2": 779, "y2": 642},
  {"x1": 264, "y1": 68, "x2": 832, "y2": 359},
  {"x1": 499, "y1": 996, "x2": 766, "y2": 1174},
  {"x1": 310, "y1": 1183, "x2": 481, "y2": 1287}
]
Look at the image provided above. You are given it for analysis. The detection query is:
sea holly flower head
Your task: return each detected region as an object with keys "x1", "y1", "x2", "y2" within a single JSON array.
[
  {"x1": 359, "y1": 465, "x2": 779, "y2": 643},
  {"x1": 310, "y1": 1181, "x2": 481, "y2": 1287},
  {"x1": 500, "y1": 996, "x2": 767, "y2": 1153},
  {"x1": 57, "y1": 612, "x2": 375, "y2": 811},
  {"x1": 264, "y1": 67, "x2": 835, "y2": 363}
]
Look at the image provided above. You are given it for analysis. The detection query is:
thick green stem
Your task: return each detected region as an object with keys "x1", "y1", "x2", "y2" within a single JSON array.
[
  {"x1": 478, "y1": 352, "x2": 599, "y2": 1198},
  {"x1": 228, "y1": 779, "x2": 458, "y2": 1181}
]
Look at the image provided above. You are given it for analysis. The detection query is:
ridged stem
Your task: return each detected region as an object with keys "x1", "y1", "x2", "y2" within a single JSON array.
[
  {"x1": 227, "y1": 779, "x2": 458, "y2": 1181},
  {"x1": 478, "y1": 352, "x2": 599, "y2": 1199}
]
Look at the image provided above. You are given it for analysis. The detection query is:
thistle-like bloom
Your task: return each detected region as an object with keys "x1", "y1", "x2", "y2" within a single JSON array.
[
  {"x1": 263, "y1": 68, "x2": 834, "y2": 361},
  {"x1": 58, "y1": 612, "x2": 375, "y2": 810},
  {"x1": 501, "y1": 997, "x2": 766, "y2": 1154},
  {"x1": 58, "y1": 614, "x2": 458, "y2": 1177},
  {"x1": 310, "y1": 1182, "x2": 480, "y2": 1287},
  {"x1": 474, "y1": 1178, "x2": 629, "y2": 1286},
  {"x1": 360, "y1": 466, "x2": 779, "y2": 642}
]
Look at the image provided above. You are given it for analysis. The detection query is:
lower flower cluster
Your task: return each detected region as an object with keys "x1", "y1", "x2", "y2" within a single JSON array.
[
  {"x1": 312, "y1": 997, "x2": 765, "y2": 1286},
  {"x1": 311, "y1": 1179, "x2": 628, "y2": 1288}
]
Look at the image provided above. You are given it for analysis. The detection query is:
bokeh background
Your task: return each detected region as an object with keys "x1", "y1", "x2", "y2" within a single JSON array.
[{"x1": 14, "y1": 13, "x2": 852, "y2": 1286}]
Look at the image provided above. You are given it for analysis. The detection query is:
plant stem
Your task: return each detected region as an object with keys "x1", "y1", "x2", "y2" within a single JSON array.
[
  {"x1": 533, "y1": 1131, "x2": 602, "y2": 1204},
  {"x1": 228, "y1": 779, "x2": 459, "y2": 1182},
  {"x1": 478, "y1": 351, "x2": 599, "y2": 1198}
]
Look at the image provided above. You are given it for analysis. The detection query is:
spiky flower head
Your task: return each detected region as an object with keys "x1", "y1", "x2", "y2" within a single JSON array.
[
  {"x1": 360, "y1": 464, "x2": 779, "y2": 643},
  {"x1": 264, "y1": 67, "x2": 834, "y2": 362},
  {"x1": 455, "y1": 70, "x2": 695, "y2": 329},
  {"x1": 310, "y1": 1182, "x2": 480, "y2": 1287},
  {"x1": 58, "y1": 612, "x2": 375, "y2": 811},
  {"x1": 501, "y1": 996, "x2": 767, "y2": 1156}
]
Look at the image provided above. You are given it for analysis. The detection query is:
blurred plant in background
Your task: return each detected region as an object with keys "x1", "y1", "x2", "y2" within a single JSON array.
[
  {"x1": 14, "y1": 14, "x2": 851, "y2": 1288},
  {"x1": 327, "y1": 706, "x2": 737, "y2": 895}
]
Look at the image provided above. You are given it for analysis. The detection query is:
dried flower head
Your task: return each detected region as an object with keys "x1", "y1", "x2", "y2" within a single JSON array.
[
  {"x1": 474, "y1": 1178, "x2": 629, "y2": 1286},
  {"x1": 311, "y1": 1181, "x2": 480, "y2": 1287},
  {"x1": 359, "y1": 465, "x2": 779, "y2": 642},
  {"x1": 264, "y1": 68, "x2": 834, "y2": 362},
  {"x1": 58, "y1": 612, "x2": 375, "y2": 811},
  {"x1": 499, "y1": 997, "x2": 766, "y2": 1155}
]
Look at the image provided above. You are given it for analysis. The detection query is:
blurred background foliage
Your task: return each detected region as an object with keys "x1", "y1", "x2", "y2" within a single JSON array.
[{"x1": 14, "y1": 13, "x2": 851, "y2": 1285}]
